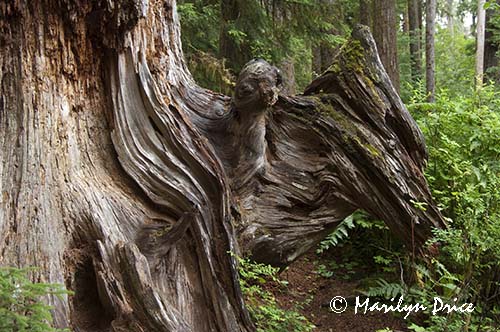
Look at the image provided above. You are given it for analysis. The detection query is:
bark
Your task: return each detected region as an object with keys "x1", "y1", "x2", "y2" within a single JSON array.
[
  {"x1": 1, "y1": 1, "x2": 252, "y2": 331},
  {"x1": 484, "y1": 0, "x2": 499, "y2": 83},
  {"x1": 476, "y1": 0, "x2": 486, "y2": 87},
  {"x1": 408, "y1": 0, "x2": 423, "y2": 82},
  {"x1": 0, "y1": 1, "x2": 445, "y2": 331},
  {"x1": 312, "y1": 0, "x2": 337, "y2": 75},
  {"x1": 359, "y1": 0, "x2": 371, "y2": 26},
  {"x1": 403, "y1": 6, "x2": 410, "y2": 35},
  {"x1": 279, "y1": 57, "x2": 296, "y2": 95},
  {"x1": 312, "y1": 45, "x2": 323, "y2": 75},
  {"x1": 372, "y1": 0, "x2": 401, "y2": 92},
  {"x1": 425, "y1": 0, "x2": 437, "y2": 102},
  {"x1": 446, "y1": 0, "x2": 455, "y2": 34}
]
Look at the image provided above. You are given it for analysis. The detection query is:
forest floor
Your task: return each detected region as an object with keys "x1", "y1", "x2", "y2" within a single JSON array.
[{"x1": 271, "y1": 249, "x2": 412, "y2": 332}]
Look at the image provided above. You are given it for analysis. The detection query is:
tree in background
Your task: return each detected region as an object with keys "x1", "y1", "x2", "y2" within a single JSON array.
[
  {"x1": 476, "y1": 0, "x2": 487, "y2": 87},
  {"x1": 359, "y1": 0, "x2": 371, "y2": 26},
  {"x1": 180, "y1": 0, "x2": 363, "y2": 92},
  {"x1": 408, "y1": 0, "x2": 423, "y2": 82},
  {"x1": 372, "y1": 0, "x2": 401, "y2": 92},
  {"x1": 180, "y1": 0, "x2": 496, "y2": 99},
  {"x1": 484, "y1": 0, "x2": 500, "y2": 83},
  {"x1": 447, "y1": 0, "x2": 456, "y2": 33},
  {"x1": 426, "y1": 0, "x2": 437, "y2": 101}
]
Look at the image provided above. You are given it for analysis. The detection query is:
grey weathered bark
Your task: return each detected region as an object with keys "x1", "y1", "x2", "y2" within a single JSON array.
[
  {"x1": 425, "y1": 0, "x2": 437, "y2": 101},
  {"x1": 409, "y1": 0, "x2": 423, "y2": 81},
  {"x1": 476, "y1": 0, "x2": 487, "y2": 87},
  {"x1": 372, "y1": 0, "x2": 401, "y2": 92},
  {"x1": 0, "y1": 1, "x2": 445, "y2": 331}
]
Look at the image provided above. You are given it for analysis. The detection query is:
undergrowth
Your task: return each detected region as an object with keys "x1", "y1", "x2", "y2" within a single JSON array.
[
  {"x1": 0, "y1": 267, "x2": 70, "y2": 332},
  {"x1": 234, "y1": 255, "x2": 315, "y2": 332},
  {"x1": 315, "y1": 84, "x2": 500, "y2": 332}
]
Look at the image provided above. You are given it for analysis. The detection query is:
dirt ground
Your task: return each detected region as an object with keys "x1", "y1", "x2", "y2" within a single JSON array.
[{"x1": 271, "y1": 251, "x2": 411, "y2": 332}]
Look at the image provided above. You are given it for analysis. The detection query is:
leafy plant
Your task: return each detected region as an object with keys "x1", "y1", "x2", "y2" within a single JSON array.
[
  {"x1": 361, "y1": 84, "x2": 500, "y2": 331},
  {"x1": 234, "y1": 255, "x2": 315, "y2": 332},
  {"x1": 360, "y1": 278, "x2": 406, "y2": 300},
  {"x1": 0, "y1": 267, "x2": 70, "y2": 332},
  {"x1": 316, "y1": 214, "x2": 356, "y2": 253}
]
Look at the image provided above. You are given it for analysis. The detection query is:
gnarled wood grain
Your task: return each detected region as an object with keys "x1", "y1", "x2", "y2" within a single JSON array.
[{"x1": 0, "y1": 1, "x2": 444, "y2": 331}]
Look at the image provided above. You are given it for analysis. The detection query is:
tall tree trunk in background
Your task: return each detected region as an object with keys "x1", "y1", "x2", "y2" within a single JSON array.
[
  {"x1": 447, "y1": 0, "x2": 455, "y2": 35},
  {"x1": 219, "y1": 0, "x2": 246, "y2": 72},
  {"x1": 425, "y1": 0, "x2": 437, "y2": 102},
  {"x1": 312, "y1": 46, "x2": 323, "y2": 75},
  {"x1": 359, "y1": 0, "x2": 371, "y2": 26},
  {"x1": 484, "y1": 0, "x2": 499, "y2": 83},
  {"x1": 0, "y1": 1, "x2": 445, "y2": 330},
  {"x1": 372, "y1": 0, "x2": 401, "y2": 92},
  {"x1": 403, "y1": 7, "x2": 410, "y2": 35},
  {"x1": 476, "y1": 0, "x2": 486, "y2": 87},
  {"x1": 280, "y1": 58, "x2": 296, "y2": 94},
  {"x1": 312, "y1": 0, "x2": 337, "y2": 75},
  {"x1": 408, "y1": 0, "x2": 423, "y2": 82},
  {"x1": 418, "y1": 0, "x2": 424, "y2": 64}
]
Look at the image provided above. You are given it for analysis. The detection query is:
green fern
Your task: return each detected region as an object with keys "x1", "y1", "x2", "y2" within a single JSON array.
[
  {"x1": 360, "y1": 278, "x2": 406, "y2": 300},
  {"x1": 316, "y1": 214, "x2": 356, "y2": 253},
  {"x1": 233, "y1": 254, "x2": 315, "y2": 332}
]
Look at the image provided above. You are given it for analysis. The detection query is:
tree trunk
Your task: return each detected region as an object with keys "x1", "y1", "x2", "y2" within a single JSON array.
[
  {"x1": 279, "y1": 57, "x2": 296, "y2": 95},
  {"x1": 408, "y1": 0, "x2": 423, "y2": 82},
  {"x1": 312, "y1": 0, "x2": 337, "y2": 75},
  {"x1": 359, "y1": 0, "x2": 371, "y2": 26},
  {"x1": 0, "y1": 1, "x2": 445, "y2": 331},
  {"x1": 446, "y1": 0, "x2": 455, "y2": 35},
  {"x1": 372, "y1": 0, "x2": 401, "y2": 92},
  {"x1": 403, "y1": 5, "x2": 410, "y2": 35},
  {"x1": 425, "y1": 0, "x2": 437, "y2": 101},
  {"x1": 476, "y1": 0, "x2": 486, "y2": 87},
  {"x1": 219, "y1": 0, "x2": 247, "y2": 72},
  {"x1": 484, "y1": 0, "x2": 500, "y2": 83}
]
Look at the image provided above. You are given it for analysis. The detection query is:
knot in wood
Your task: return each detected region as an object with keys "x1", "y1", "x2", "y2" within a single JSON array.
[{"x1": 233, "y1": 59, "x2": 282, "y2": 111}]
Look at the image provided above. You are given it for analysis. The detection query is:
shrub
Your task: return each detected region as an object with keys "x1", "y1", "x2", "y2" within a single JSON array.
[
  {"x1": 0, "y1": 267, "x2": 69, "y2": 332},
  {"x1": 234, "y1": 255, "x2": 315, "y2": 332}
]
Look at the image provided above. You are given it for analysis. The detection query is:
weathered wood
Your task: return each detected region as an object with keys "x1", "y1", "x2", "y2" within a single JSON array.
[
  {"x1": 0, "y1": 0, "x2": 445, "y2": 331},
  {"x1": 202, "y1": 26, "x2": 445, "y2": 267}
]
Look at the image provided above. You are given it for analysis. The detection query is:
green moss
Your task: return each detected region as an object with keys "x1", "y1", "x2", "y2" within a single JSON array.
[
  {"x1": 363, "y1": 75, "x2": 384, "y2": 105},
  {"x1": 323, "y1": 39, "x2": 365, "y2": 75},
  {"x1": 342, "y1": 39, "x2": 365, "y2": 73},
  {"x1": 292, "y1": 95, "x2": 381, "y2": 159},
  {"x1": 364, "y1": 142, "x2": 381, "y2": 158},
  {"x1": 325, "y1": 62, "x2": 341, "y2": 74},
  {"x1": 152, "y1": 225, "x2": 172, "y2": 238},
  {"x1": 351, "y1": 135, "x2": 381, "y2": 158}
]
